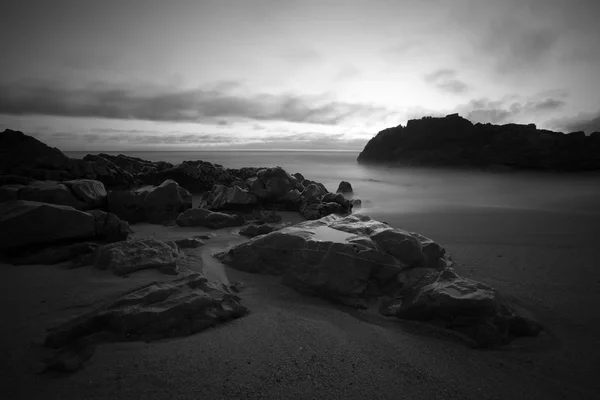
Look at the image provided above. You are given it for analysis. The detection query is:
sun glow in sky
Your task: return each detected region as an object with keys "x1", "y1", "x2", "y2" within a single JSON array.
[{"x1": 1, "y1": 0, "x2": 599, "y2": 150}]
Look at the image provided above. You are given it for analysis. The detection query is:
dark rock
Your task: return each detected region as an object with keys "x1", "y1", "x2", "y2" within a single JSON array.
[
  {"x1": 251, "y1": 209, "x2": 282, "y2": 223},
  {"x1": 18, "y1": 181, "x2": 88, "y2": 210},
  {"x1": 86, "y1": 210, "x2": 131, "y2": 243},
  {"x1": 176, "y1": 208, "x2": 245, "y2": 229},
  {"x1": 357, "y1": 114, "x2": 600, "y2": 171},
  {"x1": 336, "y1": 181, "x2": 353, "y2": 195},
  {"x1": 95, "y1": 153, "x2": 173, "y2": 175},
  {"x1": 217, "y1": 214, "x2": 541, "y2": 347},
  {"x1": 0, "y1": 129, "x2": 71, "y2": 176},
  {"x1": 239, "y1": 223, "x2": 287, "y2": 238},
  {"x1": 80, "y1": 155, "x2": 134, "y2": 188},
  {"x1": 42, "y1": 273, "x2": 247, "y2": 371},
  {"x1": 137, "y1": 160, "x2": 234, "y2": 194},
  {"x1": 107, "y1": 179, "x2": 192, "y2": 224},
  {"x1": 5, "y1": 242, "x2": 99, "y2": 266},
  {"x1": 0, "y1": 201, "x2": 96, "y2": 252},
  {"x1": 205, "y1": 184, "x2": 258, "y2": 210},
  {"x1": 94, "y1": 237, "x2": 180, "y2": 276},
  {"x1": 63, "y1": 180, "x2": 107, "y2": 209},
  {"x1": 0, "y1": 184, "x2": 24, "y2": 201},
  {"x1": 173, "y1": 238, "x2": 205, "y2": 248}
]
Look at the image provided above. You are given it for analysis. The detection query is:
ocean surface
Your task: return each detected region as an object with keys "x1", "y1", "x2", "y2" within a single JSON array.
[{"x1": 65, "y1": 150, "x2": 600, "y2": 215}]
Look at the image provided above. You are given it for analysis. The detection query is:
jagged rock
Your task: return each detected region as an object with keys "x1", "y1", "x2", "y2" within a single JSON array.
[
  {"x1": 351, "y1": 199, "x2": 362, "y2": 209},
  {"x1": 256, "y1": 167, "x2": 296, "y2": 200},
  {"x1": 176, "y1": 208, "x2": 245, "y2": 229},
  {"x1": 251, "y1": 209, "x2": 282, "y2": 223},
  {"x1": 94, "y1": 237, "x2": 180, "y2": 276},
  {"x1": 205, "y1": 184, "x2": 258, "y2": 210},
  {"x1": 63, "y1": 180, "x2": 107, "y2": 209},
  {"x1": 0, "y1": 129, "x2": 71, "y2": 177},
  {"x1": 217, "y1": 214, "x2": 542, "y2": 347},
  {"x1": 42, "y1": 273, "x2": 248, "y2": 371},
  {"x1": 174, "y1": 238, "x2": 205, "y2": 248},
  {"x1": 17, "y1": 181, "x2": 88, "y2": 210},
  {"x1": 301, "y1": 180, "x2": 328, "y2": 196},
  {"x1": 86, "y1": 210, "x2": 131, "y2": 243},
  {"x1": 336, "y1": 181, "x2": 353, "y2": 195},
  {"x1": 107, "y1": 179, "x2": 192, "y2": 224},
  {"x1": 79, "y1": 155, "x2": 134, "y2": 188},
  {"x1": 95, "y1": 154, "x2": 173, "y2": 175},
  {"x1": 322, "y1": 192, "x2": 351, "y2": 209},
  {"x1": 0, "y1": 201, "x2": 96, "y2": 252},
  {"x1": 357, "y1": 114, "x2": 600, "y2": 170},
  {"x1": 137, "y1": 160, "x2": 234, "y2": 194},
  {"x1": 239, "y1": 223, "x2": 287, "y2": 238}
]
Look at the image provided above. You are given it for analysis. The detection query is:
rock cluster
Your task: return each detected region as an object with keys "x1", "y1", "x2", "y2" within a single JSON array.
[
  {"x1": 107, "y1": 179, "x2": 192, "y2": 224},
  {"x1": 357, "y1": 113, "x2": 600, "y2": 170},
  {"x1": 217, "y1": 214, "x2": 542, "y2": 347},
  {"x1": 1, "y1": 179, "x2": 107, "y2": 210}
]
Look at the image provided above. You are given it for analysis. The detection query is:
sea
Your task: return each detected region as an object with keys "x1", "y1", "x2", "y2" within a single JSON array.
[{"x1": 65, "y1": 150, "x2": 600, "y2": 216}]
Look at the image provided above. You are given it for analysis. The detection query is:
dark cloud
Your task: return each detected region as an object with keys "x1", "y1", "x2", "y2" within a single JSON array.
[
  {"x1": 548, "y1": 111, "x2": 600, "y2": 133},
  {"x1": 0, "y1": 81, "x2": 389, "y2": 126},
  {"x1": 423, "y1": 69, "x2": 469, "y2": 94}
]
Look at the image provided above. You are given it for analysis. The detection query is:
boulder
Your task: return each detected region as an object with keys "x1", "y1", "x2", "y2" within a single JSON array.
[
  {"x1": 206, "y1": 184, "x2": 258, "y2": 210},
  {"x1": 5, "y1": 242, "x2": 99, "y2": 267},
  {"x1": 18, "y1": 181, "x2": 88, "y2": 210},
  {"x1": 64, "y1": 179, "x2": 107, "y2": 209},
  {"x1": 0, "y1": 201, "x2": 96, "y2": 252},
  {"x1": 216, "y1": 214, "x2": 542, "y2": 346},
  {"x1": 94, "y1": 237, "x2": 180, "y2": 276},
  {"x1": 94, "y1": 153, "x2": 173, "y2": 175},
  {"x1": 86, "y1": 210, "x2": 131, "y2": 243},
  {"x1": 251, "y1": 209, "x2": 282, "y2": 223},
  {"x1": 255, "y1": 167, "x2": 296, "y2": 200},
  {"x1": 0, "y1": 129, "x2": 71, "y2": 177},
  {"x1": 42, "y1": 273, "x2": 248, "y2": 372},
  {"x1": 107, "y1": 179, "x2": 192, "y2": 224},
  {"x1": 176, "y1": 208, "x2": 245, "y2": 229},
  {"x1": 137, "y1": 160, "x2": 234, "y2": 194},
  {"x1": 79, "y1": 155, "x2": 134, "y2": 188},
  {"x1": 336, "y1": 181, "x2": 353, "y2": 195},
  {"x1": 239, "y1": 223, "x2": 287, "y2": 238},
  {"x1": 173, "y1": 238, "x2": 205, "y2": 249}
]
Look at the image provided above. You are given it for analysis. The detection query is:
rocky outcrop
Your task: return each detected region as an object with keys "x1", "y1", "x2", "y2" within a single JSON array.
[
  {"x1": 0, "y1": 129, "x2": 72, "y2": 180},
  {"x1": 107, "y1": 179, "x2": 192, "y2": 224},
  {"x1": 94, "y1": 153, "x2": 173, "y2": 175},
  {"x1": 239, "y1": 223, "x2": 288, "y2": 238},
  {"x1": 202, "y1": 184, "x2": 258, "y2": 210},
  {"x1": 7, "y1": 179, "x2": 107, "y2": 210},
  {"x1": 41, "y1": 273, "x2": 247, "y2": 372},
  {"x1": 216, "y1": 214, "x2": 542, "y2": 347},
  {"x1": 78, "y1": 155, "x2": 135, "y2": 188},
  {"x1": 87, "y1": 210, "x2": 131, "y2": 243},
  {"x1": 137, "y1": 160, "x2": 235, "y2": 194},
  {"x1": 357, "y1": 114, "x2": 600, "y2": 170},
  {"x1": 0, "y1": 201, "x2": 96, "y2": 252},
  {"x1": 176, "y1": 208, "x2": 245, "y2": 229},
  {"x1": 94, "y1": 237, "x2": 180, "y2": 276},
  {"x1": 336, "y1": 181, "x2": 353, "y2": 195}
]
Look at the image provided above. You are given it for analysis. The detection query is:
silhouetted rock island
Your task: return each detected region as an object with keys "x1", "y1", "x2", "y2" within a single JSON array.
[{"x1": 357, "y1": 113, "x2": 600, "y2": 170}]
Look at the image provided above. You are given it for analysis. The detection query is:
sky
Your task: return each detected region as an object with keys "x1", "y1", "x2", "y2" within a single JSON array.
[{"x1": 1, "y1": 0, "x2": 599, "y2": 151}]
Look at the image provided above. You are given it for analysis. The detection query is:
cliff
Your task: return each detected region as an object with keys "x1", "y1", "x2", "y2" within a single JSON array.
[{"x1": 357, "y1": 114, "x2": 600, "y2": 170}]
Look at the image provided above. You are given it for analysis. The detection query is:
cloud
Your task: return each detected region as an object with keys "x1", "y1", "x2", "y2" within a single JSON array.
[
  {"x1": 0, "y1": 80, "x2": 390, "y2": 126},
  {"x1": 548, "y1": 110, "x2": 600, "y2": 133},
  {"x1": 458, "y1": 95, "x2": 566, "y2": 124},
  {"x1": 423, "y1": 69, "x2": 469, "y2": 94}
]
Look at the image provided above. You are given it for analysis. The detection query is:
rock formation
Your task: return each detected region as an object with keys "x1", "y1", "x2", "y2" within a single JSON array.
[
  {"x1": 357, "y1": 114, "x2": 600, "y2": 170},
  {"x1": 176, "y1": 208, "x2": 245, "y2": 229},
  {"x1": 107, "y1": 179, "x2": 192, "y2": 224},
  {"x1": 41, "y1": 273, "x2": 247, "y2": 372},
  {"x1": 216, "y1": 214, "x2": 542, "y2": 347}
]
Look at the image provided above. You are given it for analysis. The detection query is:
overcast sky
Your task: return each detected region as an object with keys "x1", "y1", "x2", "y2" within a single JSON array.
[{"x1": 1, "y1": 0, "x2": 599, "y2": 150}]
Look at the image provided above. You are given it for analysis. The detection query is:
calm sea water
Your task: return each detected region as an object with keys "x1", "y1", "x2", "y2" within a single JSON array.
[{"x1": 65, "y1": 150, "x2": 600, "y2": 215}]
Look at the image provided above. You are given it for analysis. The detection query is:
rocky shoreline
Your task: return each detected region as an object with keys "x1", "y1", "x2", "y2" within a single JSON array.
[{"x1": 1, "y1": 128, "x2": 543, "y2": 373}]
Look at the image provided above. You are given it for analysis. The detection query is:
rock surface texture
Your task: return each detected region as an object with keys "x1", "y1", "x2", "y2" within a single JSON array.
[
  {"x1": 357, "y1": 113, "x2": 600, "y2": 170},
  {"x1": 107, "y1": 179, "x2": 192, "y2": 224},
  {"x1": 42, "y1": 273, "x2": 247, "y2": 372},
  {"x1": 94, "y1": 237, "x2": 180, "y2": 276},
  {"x1": 217, "y1": 214, "x2": 542, "y2": 347},
  {"x1": 176, "y1": 208, "x2": 245, "y2": 229}
]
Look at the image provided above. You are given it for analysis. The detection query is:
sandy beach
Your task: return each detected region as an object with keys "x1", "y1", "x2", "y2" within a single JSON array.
[{"x1": 2, "y1": 202, "x2": 599, "y2": 400}]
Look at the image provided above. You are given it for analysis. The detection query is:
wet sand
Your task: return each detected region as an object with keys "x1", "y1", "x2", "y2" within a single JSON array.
[{"x1": 1, "y1": 207, "x2": 599, "y2": 399}]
